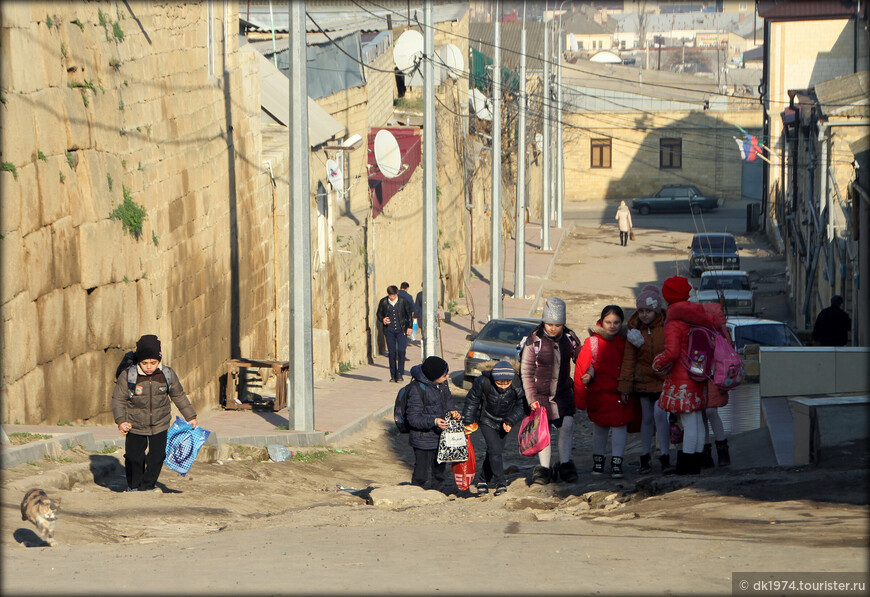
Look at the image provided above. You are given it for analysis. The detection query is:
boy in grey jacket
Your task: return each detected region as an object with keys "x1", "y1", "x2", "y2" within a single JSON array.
[{"x1": 112, "y1": 334, "x2": 197, "y2": 492}]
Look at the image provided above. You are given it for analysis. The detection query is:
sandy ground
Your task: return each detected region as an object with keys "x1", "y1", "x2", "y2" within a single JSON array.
[{"x1": 3, "y1": 211, "x2": 868, "y2": 595}]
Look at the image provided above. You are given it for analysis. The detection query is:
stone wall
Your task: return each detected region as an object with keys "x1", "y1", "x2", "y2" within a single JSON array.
[{"x1": 0, "y1": 2, "x2": 273, "y2": 424}]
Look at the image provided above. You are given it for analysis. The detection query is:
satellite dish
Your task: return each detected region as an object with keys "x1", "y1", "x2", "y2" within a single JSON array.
[
  {"x1": 373, "y1": 130, "x2": 403, "y2": 178},
  {"x1": 393, "y1": 30, "x2": 424, "y2": 72},
  {"x1": 326, "y1": 159, "x2": 343, "y2": 191},
  {"x1": 569, "y1": 33, "x2": 578, "y2": 53},
  {"x1": 469, "y1": 88, "x2": 492, "y2": 121},
  {"x1": 439, "y1": 43, "x2": 464, "y2": 80}
]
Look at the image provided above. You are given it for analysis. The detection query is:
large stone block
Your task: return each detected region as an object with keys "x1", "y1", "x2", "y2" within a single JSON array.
[
  {"x1": 63, "y1": 285, "x2": 88, "y2": 358},
  {"x1": 33, "y1": 88, "x2": 68, "y2": 158},
  {"x1": 1, "y1": 292, "x2": 37, "y2": 384},
  {"x1": 23, "y1": 226, "x2": 55, "y2": 300},
  {"x1": 0, "y1": 2, "x2": 33, "y2": 28},
  {"x1": 0, "y1": 93, "x2": 37, "y2": 168},
  {"x1": 50, "y1": 214, "x2": 77, "y2": 282},
  {"x1": 1, "y1": 25, "x2": 47, "y2": 93},
  {"x1": 42, "y1": 353, "x2": 73, "y2": 424},
  {"x1": 71, "y1": 350, "x2": 112, "y2": 421},
  {"x1": 0, "y1": 230, "x2": 25, "y2": 304},
  {"x1": 1, "y1": 367, "x2": 46, "y2": 425},
  {"x1": 36, "y1": 288, "x2": 65, "y2": 364},
  {"x1": 37, "y1": 155, "x2": 69, "y2": 226},
  {"x1": 78, "y1": 219, "x2": 116, "y2": 289},
  {"x1": 86, "y1": 281, "x2": 138, "y2": 350},
  {"x1": 63, "y1": 85, "x2": 93, "y2": 152}
]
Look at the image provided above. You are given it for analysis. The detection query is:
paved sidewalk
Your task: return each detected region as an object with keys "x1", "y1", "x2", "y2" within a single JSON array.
[{"x1": 1, "y1": 220, "x2": 565, "y2": 468}]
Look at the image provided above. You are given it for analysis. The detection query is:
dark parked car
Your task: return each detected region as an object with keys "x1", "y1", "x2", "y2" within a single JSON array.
[
  {"x1": 688, "y1": 233, "x2": 741, "y2": 277},
  {"x1": 632, "y1": 184, "x2": 721, "y2": 215},
  {"x1": 463, "y1": 317, "x2": 538, "y2": 388}
]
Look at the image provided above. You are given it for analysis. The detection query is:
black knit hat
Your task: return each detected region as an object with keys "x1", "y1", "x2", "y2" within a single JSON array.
[
  {"x1": 421, "y1": 356, "x2": 449, "y2": 382},
  {"x1": 135, "y1": 334, "x2": 162, "y2": 362}
]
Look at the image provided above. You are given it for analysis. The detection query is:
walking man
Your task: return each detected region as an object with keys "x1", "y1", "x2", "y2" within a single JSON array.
[
  {"x1": 377, "y1": 285, "x2": 414, "y2": 382},
  {"x1": 812, "y1": 295, "x2": 851, "y2": 346}
]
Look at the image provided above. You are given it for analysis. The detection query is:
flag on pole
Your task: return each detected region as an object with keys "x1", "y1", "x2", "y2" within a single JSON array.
[{"x1": 734, "y1": 132, "x2": 762, "y2": 161}]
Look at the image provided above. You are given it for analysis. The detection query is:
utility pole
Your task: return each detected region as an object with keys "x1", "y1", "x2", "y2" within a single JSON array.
[
  {"x1": 288, "y1": 1, "x2": 314, "y2": 430},
  {"x1": 555, "y1": 10, "x2": 564, "y2": 229},
  {"x1": 423, "y1": 0, "x2": 438, "y2": 357},
  {"x1": 541, "y1": 6, "x2": 551, "y2": 251},
  {"x1": 490, "y1": 0, "x2": 503, "y2": 320},
  {"x1": 515, "y1": 2, "x2": 527, "y2": 300}
]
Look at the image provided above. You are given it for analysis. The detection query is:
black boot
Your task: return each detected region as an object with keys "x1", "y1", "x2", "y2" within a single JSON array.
[
  {"x1": 659, "y1": 453, "x2": 672, "y2": 474},
  {"x1": 559, "y1": 460, "x2": 579, "y2": 483},
  {"x1": 591, "y1": 454, "x2": 605, "y2": 476},
  {"x1": 685, "y1": 452, "x2": 701, "y2": 475},
  {"x1": 716, "y1": 439, "x2": 731, "y2": 467},
  {"x1": 665, "y1": 451, "x2": 685, "y2": 475},
  {"x1": 610, "y1": 456, "x2": 624, "y2": 479},
  {"x1": 532, "y1": 465, "x2": 552, "y2": 485},
  {"x1": 551, "y1": 462, "x2": 561, "y2": 483},
  {"x1": 700, "y1": 444, "x2": 715, "y2": 469},
  {"x1": 639, "y1": 453, "x2": 652, "y2": 474}
]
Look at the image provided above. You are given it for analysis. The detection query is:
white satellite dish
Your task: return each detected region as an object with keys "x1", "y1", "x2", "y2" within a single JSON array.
[
  {"x1": 326, "y1": 159, "x2": 343, "y2": 191},
  {"x1": 393, "y1": 30, "x2": 424, "y2": 72},
  {"x1": 569, "y1": 33, "x2": 578, "y2": 53},
  {"x1": 469, "y1": 88, "x2": 492, "y2": 121},
  {"x1": 373, "y1": 130, "x2": 403, "y2": 178},
  {"x1": 440, "y1": 43, "x2": 464, "y2": 80}
]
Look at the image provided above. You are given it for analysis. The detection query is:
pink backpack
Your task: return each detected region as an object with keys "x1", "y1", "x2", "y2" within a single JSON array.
[
  {"x1": 683, "y1": 327, "x2": 715, "y2": 381},
  {"x1": 710, "y1": 330, "x2": 745, "y2": 390}
]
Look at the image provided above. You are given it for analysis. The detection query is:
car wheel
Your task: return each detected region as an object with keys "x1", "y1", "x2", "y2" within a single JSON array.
[
  {"x1": 639, "y1": 205, "x2": 650, "y2": 215},
  {"x1": 690, "y1": 267, "x2": 701, "y2": 277}
]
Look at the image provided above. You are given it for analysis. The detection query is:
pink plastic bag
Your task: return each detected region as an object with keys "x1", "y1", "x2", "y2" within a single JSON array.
[{"x1": 518, "y1": 407, "x2": 550, "y2": 457}]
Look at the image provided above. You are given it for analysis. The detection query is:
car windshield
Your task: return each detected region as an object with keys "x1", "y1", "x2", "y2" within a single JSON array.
[
  {"x1": 692, "y1": 236, "x2": 736, "y2": 252},
  {"x1": 700, "y1": 276, "x2": 749, "y2": 291},
  {"x1": 477, "y1": 321, "x2": 536, "y2": 344},
  {"x1": 732, "y1": 324, "x2": 801, "y2": 350}
]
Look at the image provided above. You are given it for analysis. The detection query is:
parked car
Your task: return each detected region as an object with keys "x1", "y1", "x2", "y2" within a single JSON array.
[
  {"x1": 725, "y1": 317, "x2": 803, "y2": 353},
  {"x1": 463, "y1": 317, "x2": 539, "y2": 388},
  {"x1": 688, "y1": 232, "x2": 741, "y2": 277},
  {"x1": 693, "y1": 271, "x2": 755, "y2": 315},
  {"x1": 632, "y1": 184, "x2": 721, "y2": 215}
]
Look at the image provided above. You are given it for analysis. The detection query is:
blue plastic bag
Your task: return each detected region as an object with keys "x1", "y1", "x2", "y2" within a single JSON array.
[{"x1": 165, "y1": 416, "x2": 210, "y2": 476}]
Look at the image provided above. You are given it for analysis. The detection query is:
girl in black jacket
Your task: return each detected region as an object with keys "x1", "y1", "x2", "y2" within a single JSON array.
[
  {"x1": 461, "y1": 361, "x2": 526, "y2": 496},
  {"x1": 406, "y1": 356, "x2": 460, "y2": 493}
]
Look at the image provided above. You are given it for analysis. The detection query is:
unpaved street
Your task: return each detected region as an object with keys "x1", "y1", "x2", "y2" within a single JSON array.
[{"x1": 3, "y1": 204, "x2": 868, "y2": 595}]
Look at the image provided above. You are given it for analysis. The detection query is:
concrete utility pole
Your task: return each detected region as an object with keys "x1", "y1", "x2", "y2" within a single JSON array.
[
  {"x1": 288, "y1": 1, "x2": 314, "y2": 430},
  {"x1": 515, "y1": 3, "x2": 527, "y2": 300},
  {"x1": 422, "y1": 0, "x2": 439, "y2": 357},
  {"x1": 555, "y1": 8, "x2": 564, "y2": 229},
  {"x1": 541, "y1": 8, "x2": 551, "y2": 251},
  {"x1": 490, "y1": 1, "x2": 502, "y2": 320}
]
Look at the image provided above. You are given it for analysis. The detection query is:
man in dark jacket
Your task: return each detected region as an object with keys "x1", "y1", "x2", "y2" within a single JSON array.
[
  {"x1": 406, "y1": 356, "x2": 460, "y2": 493},
  {"x1": 812, "y1": 295, "x2": 851, "y2": 346},
  {"x1": 376, "y1": 285, "x2": 414, "y2": 382},
  {"x1": 461, "y1": 361, "x2": 526, "y2": 496}
]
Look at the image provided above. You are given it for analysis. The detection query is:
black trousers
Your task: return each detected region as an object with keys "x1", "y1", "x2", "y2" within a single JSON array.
[
  {"x1": 125, "y1": 430, "x2": 168, "y2": 490},
  {"x1": 619, "y1": 231, "x2": 629, "y2": 246},
  {"x1": 478, "y1": 423, "x2": 509, "y2": 486},
  {"x1": 385, "y1": 328, "x2": 408, "y2": 380},
  {"x1": 411, "y1": 448, "x2": 450, "y2": 493}
]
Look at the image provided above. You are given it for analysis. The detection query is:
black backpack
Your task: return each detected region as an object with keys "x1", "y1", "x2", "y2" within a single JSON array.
[
  {"x1": 394, "y1": 380, "x2": 425, "y2": 433},
  {"x1": 115, "y1": 350, "x2": 174, "y2": 397}
]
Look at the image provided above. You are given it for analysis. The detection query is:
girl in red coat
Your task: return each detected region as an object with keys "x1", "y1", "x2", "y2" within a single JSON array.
[
  {"x1": 701, "y1": 302, "x2": 732, "y2": 467},
  {"x1": 574, "y1": 305, "x2": 633, "y2": 478},
  {"x1": 652, "y1": 276, "x2": 716, "y2": 475}
]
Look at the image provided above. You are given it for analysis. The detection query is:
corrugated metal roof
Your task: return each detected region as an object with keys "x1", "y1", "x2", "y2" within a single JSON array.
[
  {"x1": 239, "y1": 1, "x2": 467, "y2": 34},
  {"x1": 239, "y1": 43, "x2": 346, "y2": 147}
]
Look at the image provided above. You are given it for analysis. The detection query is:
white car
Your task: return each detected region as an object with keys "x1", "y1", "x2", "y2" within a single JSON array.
[
  {"x1": 693, "y1": 271, "x2": 755, "y2": 316},
  {"x1": 725, "y1": 317, "x2": 803, "y2": 353}
]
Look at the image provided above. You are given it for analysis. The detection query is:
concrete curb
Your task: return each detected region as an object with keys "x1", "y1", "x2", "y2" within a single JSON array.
[
  {"x1": 1, "y1": 432, "x2": 98, "y2": 470},
  {"x1": 325, "y1": 404, "x2": 393, "y2": 447}
]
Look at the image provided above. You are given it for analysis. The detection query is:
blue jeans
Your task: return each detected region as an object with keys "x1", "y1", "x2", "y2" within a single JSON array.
[{"x1": 385, "y1": 328, "x2": 407, "y2": 380}]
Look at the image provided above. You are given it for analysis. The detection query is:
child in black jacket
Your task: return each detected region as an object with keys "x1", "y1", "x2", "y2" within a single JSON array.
[{"x1": 461, "y1": 361, "x2": 526, "y2": 496}]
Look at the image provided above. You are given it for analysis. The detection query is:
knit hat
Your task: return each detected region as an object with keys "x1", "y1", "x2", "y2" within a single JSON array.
[
  {"x1": 490, "y1": 361, "x2": 515, "y2": 381},
  {"x1": 135, "y1": 334, "x2": 162, "y2": 362},
  {"x1": 421, "y1": 356, "x2": 449, "y2": 382},
  {"x1": 541, "y1": 297, "x2": 567, "y2": 325},
  {"x1": 635, "y1": 284, "x2": 664, "y2": 313},
  {"x1": 661, "y1": 276, "x2": 692, "y2": 304}
]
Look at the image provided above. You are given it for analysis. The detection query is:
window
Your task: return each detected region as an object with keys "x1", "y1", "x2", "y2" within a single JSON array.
[
  {"x1": 660, "y1": 138, "x2": 682, "y2": 169},
  {"x1": 590, "y1": 138, "x2": 612, "y2": 168}
]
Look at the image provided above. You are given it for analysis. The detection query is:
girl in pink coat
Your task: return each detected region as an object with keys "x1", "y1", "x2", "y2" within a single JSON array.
[
  {"x1": 701, "y1": 302, "x2": 732, "y2": 467},
  {"x1": 574, "y1": 305, "x2": 633, "y2": 478}
]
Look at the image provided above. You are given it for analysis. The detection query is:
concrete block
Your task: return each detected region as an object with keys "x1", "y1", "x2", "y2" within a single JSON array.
[
  {"x1": 33, "y1": 87, "x2": 68, "y2": 158},
  {"x1": 37, "y1": 155, "x2": 69, "y2": 227},
  {"x1": 71, "y1": 350, "x2": 113, "y2": 421},
  {"x1": 23, "y1": 226, "x2": 55, "y2": 300},
  {"x1": 42, "y1": 353, "x2": 73, "y2": 424},
  {"x1": 36, "y1": 288, "x2": 65, "y2": 364},
  {"x1": 759, "y1": 348, "x2": 837, "y2": 397},
  {"x1": 834, "y1": 349, "x2": 870, "y2": 393},
  {"x1": 0, "y1": 291, "x2": 37, "y2": 384}
]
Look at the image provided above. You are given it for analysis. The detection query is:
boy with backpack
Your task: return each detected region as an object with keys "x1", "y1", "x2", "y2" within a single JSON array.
[
  {"x1": 403, "y1": 356, "x2": 461, "y2": 493},
  {"x1": 112, "y1": 334, "x2": 197, "y2": 492}
]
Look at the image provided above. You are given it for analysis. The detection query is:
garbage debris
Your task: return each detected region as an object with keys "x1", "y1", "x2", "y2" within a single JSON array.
[{"x1": 267, "y1": 444, "x2": 295, "y2": 462}]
